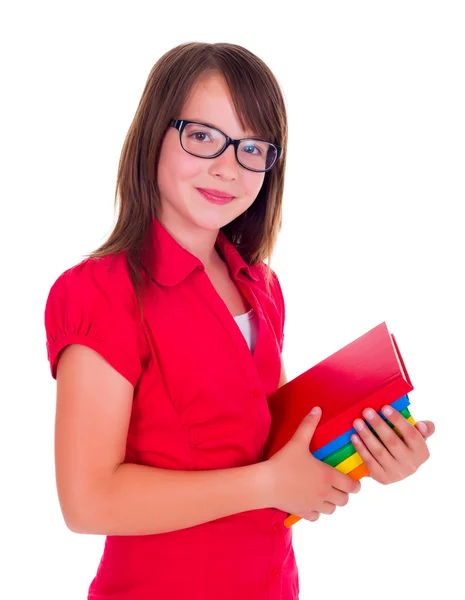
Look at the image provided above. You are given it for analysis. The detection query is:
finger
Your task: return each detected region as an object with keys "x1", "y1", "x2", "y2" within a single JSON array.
[
  {"x1": 304, "y1": 511, "x2": 320, "y2": 522},
  {"x1": 319, "y1": 501, "x2": 337, "y2": 515},
  {"x1": 352, "y1": 418, "x2": 397, "y2": 477},
  {"x1": 363, "y1": 408, "x2": 410, "y2": 462},
  {"x1": 350, "y1": 433, "x2": 386, "y2": 482},
  {"x1": 326, "y1": 463, "x2": 362, "y2": 494},
  {"x1": 327, "y1": 488, "x2": 350, "y2": 508},
  {"x1": 380, "y1": 405, "x2": 425, "y2": 453},
  {"x1": 415, "y1": 420, "x2": 435, "y2": 438}
]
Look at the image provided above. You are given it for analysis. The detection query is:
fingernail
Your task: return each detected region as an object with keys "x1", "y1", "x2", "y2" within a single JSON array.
[
  {"x1": 418, "y1": 422, "x2": 427, "y2": 434},
  {"x1": 311, "y1": 407, "x2": 321, "y2": 415},
  {"x1": 353, "y1": 419, "x2": 364, "y2": 431},
  {"x1": 382, "y1": 405, "x2": 393, "y2": 416},
  {"x1": 364, "y1": 409, "x2": 375, "y2": 420}
]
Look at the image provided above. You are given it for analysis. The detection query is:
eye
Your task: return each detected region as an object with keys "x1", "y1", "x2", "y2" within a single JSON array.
[
  {"x1": 188, "y1": 131, "x2": 212, "y2": 142},
  {"x1": 242, "y1": 143, "x2": 263, "y2": 156}
]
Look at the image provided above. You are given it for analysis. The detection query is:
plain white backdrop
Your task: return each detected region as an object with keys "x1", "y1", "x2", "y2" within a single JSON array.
[{"x1": 2, "y1": 1, "x2": 464, "y2": 598}]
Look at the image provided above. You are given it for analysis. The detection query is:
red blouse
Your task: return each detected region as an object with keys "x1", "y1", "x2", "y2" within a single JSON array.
[{"x1": 44, "y1": 217, "x2": 299, "y2": 600}]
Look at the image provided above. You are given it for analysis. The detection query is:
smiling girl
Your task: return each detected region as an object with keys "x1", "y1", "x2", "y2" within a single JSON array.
[{"x1": 44, "y1": 42, "x2": 433, "y2": 600}]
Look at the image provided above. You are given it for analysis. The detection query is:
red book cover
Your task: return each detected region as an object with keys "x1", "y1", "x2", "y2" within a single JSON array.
[{"x1": 264, "y1": 322, "x2": 413, "y2": 459}]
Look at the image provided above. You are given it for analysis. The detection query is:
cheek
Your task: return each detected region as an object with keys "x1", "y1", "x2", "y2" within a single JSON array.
[
  {"x1": 243, "y1": 173, "x2": 266, "y2": 201},
  {"x1": 179, "y1": 156, "x2": 206, "y2": 182},
  {"x1": 158, "y1": 139, "x2": 204, "y2": 190}
]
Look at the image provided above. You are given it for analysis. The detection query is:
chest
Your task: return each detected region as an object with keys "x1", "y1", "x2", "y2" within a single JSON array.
[
  {"x1": 128, "y1": 268, "x2": 282, "y2": 470},
  {"x1": 204, "y1": 260, "x2": 251, "y2": 316}
]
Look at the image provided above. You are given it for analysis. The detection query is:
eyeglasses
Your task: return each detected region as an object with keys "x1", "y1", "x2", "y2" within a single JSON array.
[{"x1": 169, "y1": 120, "x2": 282, "y2": 173}]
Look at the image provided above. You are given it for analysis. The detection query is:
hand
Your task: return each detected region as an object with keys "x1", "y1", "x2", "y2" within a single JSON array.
[
  {"x1": 350, "y1": 405, "x2": 435, "y2": 485},
  {"x1": 265, "y1": 407, "x2": 362, "y2": 522}
]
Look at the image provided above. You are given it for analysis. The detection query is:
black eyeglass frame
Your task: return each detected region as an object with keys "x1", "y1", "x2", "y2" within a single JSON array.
[{"x1": 169, "y1": 119, "x2": 283, "y2": 173}]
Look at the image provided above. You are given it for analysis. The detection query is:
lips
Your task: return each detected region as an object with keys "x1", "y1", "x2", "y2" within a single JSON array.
[{"x1": 197, "y1": 188, "x2": 235, "y2": 205}]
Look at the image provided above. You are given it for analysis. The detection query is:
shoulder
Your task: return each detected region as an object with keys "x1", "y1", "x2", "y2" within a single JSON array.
[
  {"x1": 46, "y1": 252, "x2": 134, "y2": 306},
  {"x1": 249, "y1": 262, "x2": 286, "y2": 351},
  {"x1": 44, "y1": 252, "x2": 143, "y2": 386},
  {"x1": 248, "y1": 262, "x2": 285, "y2": 307}
]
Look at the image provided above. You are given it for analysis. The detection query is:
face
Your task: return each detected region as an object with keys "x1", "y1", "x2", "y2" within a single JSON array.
[{"x1": 157, "y1": 72, "x2": 266, "y2": 234}]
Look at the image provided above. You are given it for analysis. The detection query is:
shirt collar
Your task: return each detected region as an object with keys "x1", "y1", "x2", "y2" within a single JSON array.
[{"x1": 143, "y1": 218, "x2": 259, "y2": 287}]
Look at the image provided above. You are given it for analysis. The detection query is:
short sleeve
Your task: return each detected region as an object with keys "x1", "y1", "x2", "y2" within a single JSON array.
[
  {"x1": 44, "y1": 255, "x2": 143, "y2": 387},
  {"x1": 270, "y1": 269, "x2": 286, "y2": 353}
]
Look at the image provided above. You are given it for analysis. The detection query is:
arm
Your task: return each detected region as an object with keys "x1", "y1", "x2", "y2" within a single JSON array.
[{"x1": 55, "y1": 344, "x2": 273, "y2": 536}]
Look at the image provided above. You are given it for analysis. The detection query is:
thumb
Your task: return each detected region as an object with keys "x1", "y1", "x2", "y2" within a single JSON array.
[{"x1": 293, "y1": 406, "x2": 322, "y2": 444}]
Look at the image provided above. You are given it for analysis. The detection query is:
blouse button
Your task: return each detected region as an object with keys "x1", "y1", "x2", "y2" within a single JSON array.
[
  {"x1": 252, "y1": 388, "x2": 260, "y2": 398},
  {"x1": 272, "y1": 568, "x2": 280, "y2": 577},
  {"x1": 272, "y1": 523, "x2": 279, "y2": 532}
]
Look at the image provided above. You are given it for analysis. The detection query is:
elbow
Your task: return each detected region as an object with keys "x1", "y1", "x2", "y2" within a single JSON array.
[
  {"x1": 63, "y1": 511, "x2": 96, "y2": 534},
  {"x1": 64, "y1": 517, "x2": 88, "y2": 535},
  {"x1": 63, "y1": 510, "x2": 108, "y2": 535},
  {"x1": 61, "y1": 507, "x2": 97, "y2": 535},
  {"x1": 59, "y1": 493, "x2": 108, "y2": 535}
]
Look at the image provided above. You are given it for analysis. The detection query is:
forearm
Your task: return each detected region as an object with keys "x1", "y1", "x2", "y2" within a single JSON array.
[{"x1": 71, "y1": 460, "x2": 274, "y2": 536}]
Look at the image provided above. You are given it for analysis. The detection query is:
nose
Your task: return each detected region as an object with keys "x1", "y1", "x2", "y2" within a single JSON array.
[{"x1": 208, "y1": 144, "x2": 239, "y2": 179}]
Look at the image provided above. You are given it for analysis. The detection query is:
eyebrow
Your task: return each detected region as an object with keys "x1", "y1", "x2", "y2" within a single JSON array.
[{"x1": 188, "y1": 118, "x2": 257, "y2": 139}]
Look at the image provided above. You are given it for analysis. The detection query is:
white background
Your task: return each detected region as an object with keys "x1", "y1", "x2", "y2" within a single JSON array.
[{"x1": 2, "y1": 1, "x2": 464, "y2": 598}]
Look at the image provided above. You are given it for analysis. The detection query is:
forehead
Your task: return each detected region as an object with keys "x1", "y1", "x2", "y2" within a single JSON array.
[{"x1": 180, "y1": 73, "x2": 256, "y2": 139}]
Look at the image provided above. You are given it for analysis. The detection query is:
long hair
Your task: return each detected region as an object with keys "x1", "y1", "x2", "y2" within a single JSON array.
[{"x1": 86, "y1": 42, "x2": 288, "y2": 317}]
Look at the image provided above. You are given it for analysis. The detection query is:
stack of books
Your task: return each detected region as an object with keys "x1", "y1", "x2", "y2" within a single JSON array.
[{"x1": 264, "y1": 322, "x2": 416, "y2": 527}]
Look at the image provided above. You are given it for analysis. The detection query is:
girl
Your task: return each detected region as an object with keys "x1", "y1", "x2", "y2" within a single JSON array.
[{"x1": 44, "y1": 42, "x2": 434, "y2": 600}]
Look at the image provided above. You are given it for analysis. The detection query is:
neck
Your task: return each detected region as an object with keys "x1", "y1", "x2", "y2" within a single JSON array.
[{"x1": 156, "y1": 212, "x2": 222, "y2": 269}]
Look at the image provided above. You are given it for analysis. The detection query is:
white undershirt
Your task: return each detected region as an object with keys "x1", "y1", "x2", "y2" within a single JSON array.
[{"x1": 233, "y1": 308, "x2": 259, "y2": 354}]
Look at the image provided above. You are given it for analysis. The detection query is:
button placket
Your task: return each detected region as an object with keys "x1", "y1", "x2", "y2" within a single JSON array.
[{"x1": 268, "y1": 512, "x2": 287, "y2": 599}]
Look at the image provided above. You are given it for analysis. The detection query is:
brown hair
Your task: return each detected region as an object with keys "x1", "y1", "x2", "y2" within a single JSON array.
[{"x1": 86, "y1": 42, "x2": 288, "y2": 316}]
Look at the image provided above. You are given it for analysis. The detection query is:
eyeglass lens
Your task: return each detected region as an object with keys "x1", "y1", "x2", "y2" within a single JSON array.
[{"x1": 181, "y1": 123, "x2": 277, "y2": 171}]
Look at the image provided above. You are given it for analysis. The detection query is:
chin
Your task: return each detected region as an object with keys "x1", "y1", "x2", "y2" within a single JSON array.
[
  {"x1": 190, "y1": 212, "x2": 238, "y2": 231},
  {"x1": 187, "y1": 204, "x2": 248, "y2": 231}
]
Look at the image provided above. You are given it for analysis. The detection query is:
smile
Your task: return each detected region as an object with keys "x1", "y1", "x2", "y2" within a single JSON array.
[{"x1": 197, "y1": 188, "x2": 236, "y2": 205}]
